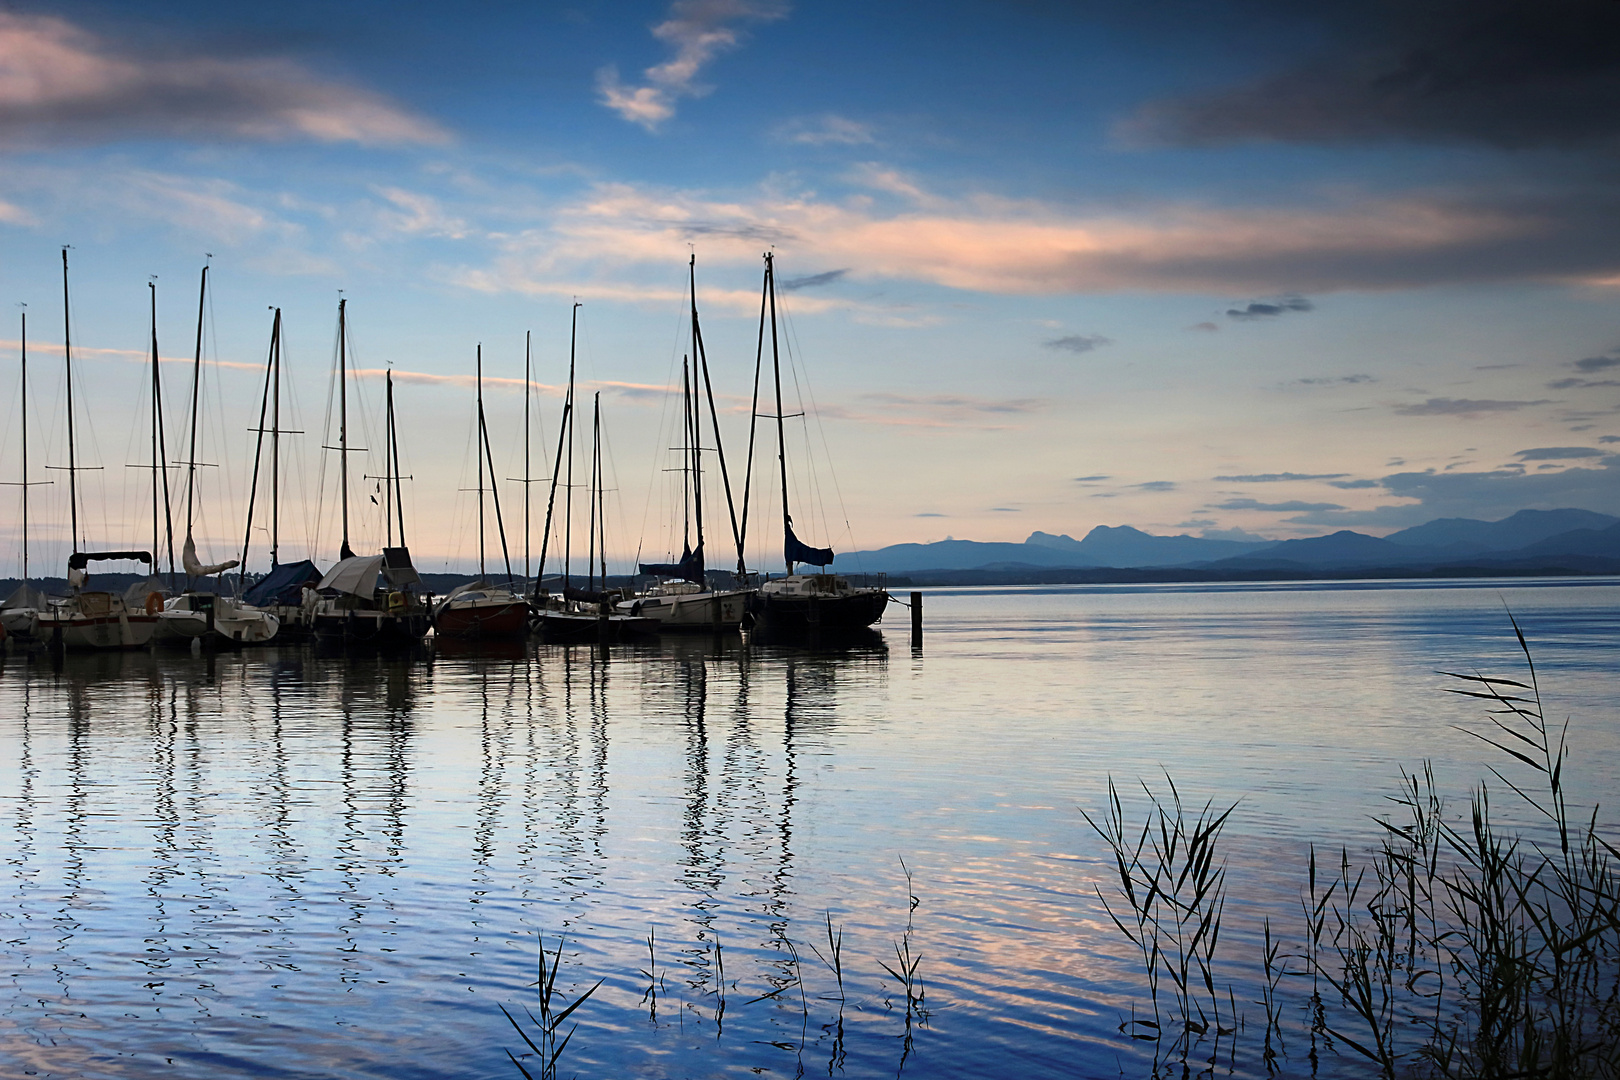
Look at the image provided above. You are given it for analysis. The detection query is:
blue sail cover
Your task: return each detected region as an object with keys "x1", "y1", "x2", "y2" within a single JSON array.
[
  {"x1": 785, "y1": 524, "x2": 834, "y2": 567},
  {"x1": 639, "y1": 544, "x2": 705, "y2": 585},
  {"x1": 242, "y1": 559, "x2": 324, "y2": 607}
]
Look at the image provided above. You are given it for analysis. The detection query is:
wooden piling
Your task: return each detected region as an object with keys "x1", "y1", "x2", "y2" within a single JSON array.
[{"x1": 910, "y1": 590, "x2": 922, "y2": 649}]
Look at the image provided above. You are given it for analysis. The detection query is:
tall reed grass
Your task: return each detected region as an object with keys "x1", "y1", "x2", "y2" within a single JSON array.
[{"x1": 1089, "y1": 619, "x2": 1620, "y2": 1078}]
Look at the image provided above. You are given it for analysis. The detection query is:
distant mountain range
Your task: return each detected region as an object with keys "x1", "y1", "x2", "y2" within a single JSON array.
[{"x1": 842, "y1": 509, "x2": 1620, "y2": 581}]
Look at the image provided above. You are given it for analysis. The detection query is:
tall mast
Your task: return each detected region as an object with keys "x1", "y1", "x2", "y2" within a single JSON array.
[
  {"x1": 184, "y1": 263, "x2": 208, "y2": 543},
  {"x1": 271, "y1": 309, "x2": 281, "y2": 565},
  {"x1": 476, "y1": 345, "x2": 486, "y2": 579},
  {"x1": 383, "y1": 367, "x2": 394, "y2": 547},
  {"x1": 766, "y1": 253, "x2": 793, "y2": 574},
  {"x1": 19, "y1": 310, "x2": 27, "y2": 583},
  {"x1": 338, "y1": 298, "x2": 353, "y2": 559},
  {"x1": 681, "y1": 359, "x2": 692, "y2": 554},
  {"x1": 61, "y1": 248, "x2": 79, "y2": 552},
  {"x1": 523, "y1": 330, "x2": 531, "y2": 592},
  {"x1": 151, "y1": 284, "x2": 176, "y2": 579},
  {"x1": 588, "y1": 391, "x2": 600, "y2": 592},
  {"x1": 739, "y1": 259, "x2": 770, "y2": 578},
  {"x1": 535, "y1": 303, "x2": 578, "y2": 596},
  {"x1": 690, "y1": 255, "x2": 744, "y2": 578},
  {"x1": 595, "y1": 393, "x2": 606, "y2": 588},
  {"x1": 390, "y1": 372, "x2": 406, "y2": 546},
  {"x1": 564, "y1": 312, "x2": 576, "y2": 591},
  {"x1": 241, "y1": 308, "x2": 277, "y2": 580}
]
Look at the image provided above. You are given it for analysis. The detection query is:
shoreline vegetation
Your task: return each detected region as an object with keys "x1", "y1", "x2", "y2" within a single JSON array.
[{"x1": 1089, "y1": 618, "x2": 1619, "y2": 1078}]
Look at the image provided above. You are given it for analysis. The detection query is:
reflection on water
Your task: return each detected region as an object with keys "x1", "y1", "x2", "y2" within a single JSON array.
[{"x1": 1, "y1": 579, "x2": 1616, "y2": 1079}]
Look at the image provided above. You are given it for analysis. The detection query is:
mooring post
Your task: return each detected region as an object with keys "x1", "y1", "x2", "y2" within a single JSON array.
[{"x1": 910, "y1": 590, "x2": 923, "y2": 649}]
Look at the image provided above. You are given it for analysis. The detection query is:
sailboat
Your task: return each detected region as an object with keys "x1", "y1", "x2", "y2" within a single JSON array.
[
  {"x1": 1, "y1": 308, "x2": 50, "y2": 641},
  {"x1": 432, "y1": 344, "x2": 529, "y2": 640},
  {"x1": 746, "y1": 253, "x2": 888, "y2": 632},
  {"x1": 309, "y1": 299, "x2": 430, "y2": 649},
  {"x1": 237, "y1": 306, "x2": 323, "y2": 637},
  {"x1": 35, "y1": 248, "x2": 162, "y2": 650},
  {"x1": 154, "y1": 263, "x2": 279, "y2": 646},
  {"x1": 531, "y1": 306, "x2": 657, "y2": 642},
  {"x1": 616, "y1": 256, "x2": 754, "y2": 631}
]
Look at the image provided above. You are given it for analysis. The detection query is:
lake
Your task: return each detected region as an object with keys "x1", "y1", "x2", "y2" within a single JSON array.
[{"x1": 3, "y1": 578, "x2": 1617, "y2": 1079}]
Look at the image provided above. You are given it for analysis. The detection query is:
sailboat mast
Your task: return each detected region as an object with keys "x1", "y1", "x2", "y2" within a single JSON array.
[
  {"x1": 681, "y1": 359, "x2": 691, "y2": 554},
  {"x1": 19, "y1": 310, "x2": 27, "y2": 584},
  {"x1": 564, "y1": 316, "x2": 575, "y2": 591},
  {"x1": 739, "y1": 261, "x2": 769, "y2": 577},
  {"x1": 390, "y1": 373, "x2": 407, "y2": 546},
  {"x1": 690, "y1": 255, "x2": 744, "y2": 579},
  {"x1": 270, "y1": 309, "x2": 281, "y2": 565},
  {"x1": 338, "y1": 298, "x2": 352, "y2": 559},
  {"x1": 241, "y1": 308, "x2": 276, "y2": 580},
  {"x1": 595, "y1": 394, "x2": 606, "y2": 587},
  {"x1": 588, "y1": 392, "x2": 600, "y2": 592},
  {"x1": 61, "y1": 248, "x2": 79, "y2": 553},
  {"x1": 383, "y1": 368, "x2": 394, "y2": 548},
  {"x1": 765, "y1": 253, "x2": 793, "y2": 574},
  {"x1": 535, "y1": 303, "x2": 578, "y2": 595},
  {"x1": 476, "y1": 345, "x2": 486, "y2": 579},
  {"x1": 523, "y1": 330, "x2": 531, "y2": 592},
  {"x1": 150, "y1": 284, "x2": 176, "y2": 581},
  {"x1": 184, "y1": 264, "x2": 207, "y2": 541}
]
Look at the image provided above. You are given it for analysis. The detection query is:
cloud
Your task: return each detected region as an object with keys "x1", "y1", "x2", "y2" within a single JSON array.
[
  {"x1": 779, "y1": 268, "x2": 848, "y2": 291},
  {"x1": 1135, "y1": 480, "x2": 1177, "y2": 492},
  {"x1": 0, "y1": 12, "x2": 445, "y2": 148},
  {"x1": 1547, "y1": 378, "x2": 1620, "y2": 390},
  {"x1": 1188, "y1": 321, "x2": 1220, "y2": 332},
  {"x1": 465, "y1": 177, "x2": 1620, "y2": 299},
  {"x1": 1227, "y1": 294, "x2": 1313, "y2": 320},
  {"x1": 1291, "y1": 374, "x2": 1375, "y2": 387},
  {"x1": 1602, "y1": 436, "x2": 1620, "y2": 444},
  {"x1": 1043, "y1": 333, "x2": 1112, "y2": 354},
  {"x1": 1575, "y1": 354, "x2": 1620, "y2": 373},
  {"x1": 1515, "y1": 446, "x2": 1607, "y2": 460},
  {"x1": 1214, "y1": 498, "x2": 1347, "y2": 512},
  {"x1": 1213, "y1": 472, "x2": 1349, "y2": 482},
  {"x1": 1201, "y1": 526, "x2": 1271, "y2": 543},
  {"x1": 1120, "y1": 0, "x2": 1620, "y2": 152},
  {"x1": 990, "y1": 506, "x2": 1020, "y2": 512},
  {"x1": 1394, "y1": 397, "x2": 1554, "y2": 416},
  {"x1": 1284, "y1": 458, "x2": 1620, "y2": 528},
  {"x1": 598, "y1": 0, "x2": 789, "y2": 130},
  {"x1": 776, "y1": 114, "x2": 874, "y2": 145},
  {"x1": 915, "y1": 512, "x2": 946, "y2": 517},
  {"x1": 1328, "y1": 478, "x2": 1381, "y2": 489},
  {"x1": 1072, "y1": 474, "x2": 1111, "y2": 483}
]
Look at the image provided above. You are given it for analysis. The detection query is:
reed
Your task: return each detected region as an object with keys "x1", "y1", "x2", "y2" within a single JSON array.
[
  {"x1": 1088, "y1": 618, "x2": 1620, "y2": 1079},
  {"x1": 502, "y1": 933, "x2": 602, "y2": 1080}
]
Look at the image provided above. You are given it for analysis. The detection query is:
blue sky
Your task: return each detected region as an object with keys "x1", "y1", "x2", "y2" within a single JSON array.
[{"x1": 2, "y1": 0, "x2": 1619, "y2": 577}]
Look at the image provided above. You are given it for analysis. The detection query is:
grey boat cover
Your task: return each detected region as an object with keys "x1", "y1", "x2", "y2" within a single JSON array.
[{"x1": 318, "y1": 555, "x2": 385, "y2": 598}]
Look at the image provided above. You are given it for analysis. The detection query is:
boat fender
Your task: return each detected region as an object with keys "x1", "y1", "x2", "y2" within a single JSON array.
[
  {"x1": 145, "y1": 591, "x2": 163, "y2": 616},
  {"x1": 388, "y1": 591, "x2": 406, "y2": 612},
  {"x1": 631, "y1": 601, "x2": 643, "y2": 616}
]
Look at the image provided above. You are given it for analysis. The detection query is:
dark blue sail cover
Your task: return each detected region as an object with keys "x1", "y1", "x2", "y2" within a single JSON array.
[
  {"x1": 242, "y1": 559, "x2": 324, "y2": 606},
  {"x1": 785, "y1": 524, "x2": 834, "y2": 566},
  {"x1": 639, "y1": 544, "x2": 705, "y2": 585}
]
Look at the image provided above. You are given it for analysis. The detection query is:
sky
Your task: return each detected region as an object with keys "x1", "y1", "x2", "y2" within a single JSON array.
[{"x1": 2, "y1": 0, "x2": 1619, "y2": 578}]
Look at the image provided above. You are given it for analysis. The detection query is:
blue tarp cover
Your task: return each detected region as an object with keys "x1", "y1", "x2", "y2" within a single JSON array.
[
  {"x1": 243, "y1": 559, "x2": 324, "y2": 607},
  {"x1": 639, "y1": 544, "x2": 705, "y2": 585},
  {"x1": 785, "y1": 524, "x2": 834, "y2": 567}
]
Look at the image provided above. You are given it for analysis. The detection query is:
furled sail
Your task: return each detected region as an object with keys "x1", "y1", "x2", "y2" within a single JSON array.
[
  {"x1": 785, "y1": 523, "x2": 833, "y2": 567},
  {"x1": 182, "y1": 532, "x2": 240, "y2": 578},
  {"x1": 639, "y1": 543, "x2": 705, "y2": 585}
]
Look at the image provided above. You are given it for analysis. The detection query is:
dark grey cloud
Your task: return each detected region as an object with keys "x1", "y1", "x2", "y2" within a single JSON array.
[
  {"x1": 1328, "y1": 478, "x2": 1381, "y2": 489},
  {"x1": 1227, "y1": 295, "x2": 1312, "y2": 321},
  {"x1": 1214, "y1": 471, "x2": 1350, "y2": 482},
  {"x1": 780, "y1": 269, "x2": 849, "y2": 291},
  {"x1": 1188, "y1": 321, "x2": 1221, "y2": 332},
  {"x1": 1215, "y1": 497, "x2": 1347, "y2": 512},
  {"x1": 990, "y1": 506, "x2": 1021, "y2": 512},
  {"x1": 1121, "y1": 0, "x2": 1620, "y2": 153},
  {"x1": 1394, "y1": 397, "x2": 1554, "y2": 416},
  {"x1": 915, "y1": 512, "x2": 946, "y2": 517},
  {"x1": 1284, "y1": 457, "x2": 1620, "y2": 528},
  {"x1": 1516, "y1": 446, "x2": 1606, "y2": 460},
  {"x1": 1575, "y1": 354, "x2": 1620, "y2": 373},
  {"x1": 1072, "y1": 474, "x2": 1112, "y2": 483},
  {"x1": 1293, "y1": 374, "x2": 1374, "y2": 387},
  {"x1": 1044, "y1": 333, "x2": 1113, "y2": 354},
  {"x1": 1135, "y1": 480, "x2": 1177, "y2": 492},
  {"x1": 1602, "y1": 436, "x2": 1620, "y2": 444},
  {"x1": 1547, "y1": 378, "x2": 1620, "y2": 390}
]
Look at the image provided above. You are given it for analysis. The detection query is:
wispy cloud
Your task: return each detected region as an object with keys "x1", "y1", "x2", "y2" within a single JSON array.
[
  {"x1": 1515, "y1": 446, "x2": 1606, "y2": 460},
  {"x1": 1213, "y1": 472, "x2": 1349, "y2": 482},
  {"x1": 1214, "y1": 497, "x2": 1346, "y2": 512},
  {"x1": 1135, "y1": 480, "x2": 1177, "y2": 492},
  {"x1": 1394, "y1": 397, "x2": 1553, "y2": 416},
  {"x1": 598, "y1": 0, "x2": 789, "y2": 131},
  {"x1": 1043, "y1": 333, "x2": 1112, "y2": 354},
  {"x1": 780, "y1": 268, "x2": 848, "y2": 291},
  {"x1": 1228, "y1": 294, "x2": 1313, "y2": 320},
  {"x1": 776, "y1": 114, "x2": 874, "y2": 145},
  {"x1": 1290, "y1": 374, "x2": 1375, "y2": 387},
  {"x1": 0, "y1": 12, "x2": 445, "y2": 148}
]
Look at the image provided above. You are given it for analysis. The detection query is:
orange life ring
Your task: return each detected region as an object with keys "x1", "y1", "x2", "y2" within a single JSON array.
[{"x1": 145, "y1": 591, "x2": 163, "y2": 616}]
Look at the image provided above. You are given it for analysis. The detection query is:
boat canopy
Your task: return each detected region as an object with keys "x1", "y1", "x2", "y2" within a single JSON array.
[
  {"x1": 318, "y1": 554, "x2": 384, "y2": 598},
  {"x1": 121, "y1": 576, "x2": 170, "y2": 604},
  {"x1": 242, "y1": 559, "x2": 323, "y2": 607},
  {"x1": 2, "y1": 584, "x2": 48, "y2": 610},
  {"x1": 382, "y1": 546, "x2": 420, "y2": 587},
  {"x1": 785, "y1": 524, "x2": 834, "y2": 567},
  {"x1": 640, "y1": 543, "x2": 705, "y2": 585}
]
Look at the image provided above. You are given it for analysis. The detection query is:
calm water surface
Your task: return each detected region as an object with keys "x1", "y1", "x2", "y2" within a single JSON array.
[{"x1": 2, "y1": 579, "x2": 1617, "y2": 1079}]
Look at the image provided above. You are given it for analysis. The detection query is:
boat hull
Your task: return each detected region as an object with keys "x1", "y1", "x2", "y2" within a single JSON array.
[
  {"x1": 537, "y1": 610, "x2": 659, "y2": 643},
  {"x1": 749, "y1": 588, "x2": 889, "y2": 632},
  {"x1": 619, "y1": 588, "x2": 753, "y2": 632},
  {"x1": 311, "y1": 609, "x2": 430, "y2": 650},
  {"x1": 433, "y1": 599, "x2": 530, "y2": 640},
  {"x1": 38, "y1": 611, "x2": 160, "y2": 650}
]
